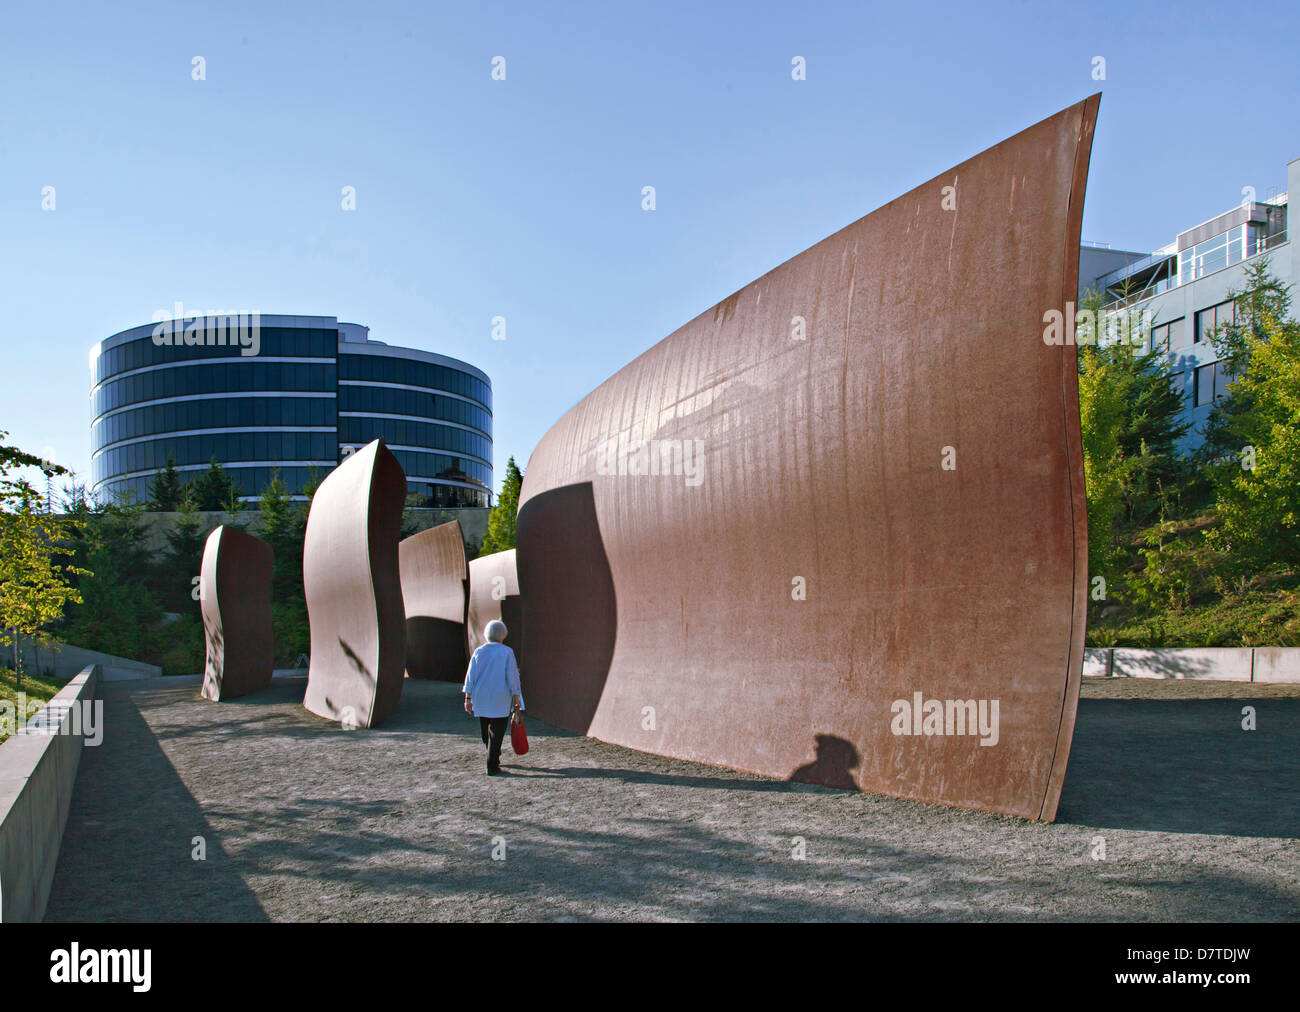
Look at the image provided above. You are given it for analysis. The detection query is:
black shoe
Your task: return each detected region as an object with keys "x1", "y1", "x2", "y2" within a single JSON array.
[{"x1": 487, "y1": 767, "x2": 501, "y2": 776}]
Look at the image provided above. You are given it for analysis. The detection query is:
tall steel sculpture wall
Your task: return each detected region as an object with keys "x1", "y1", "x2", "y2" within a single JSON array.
[
  {"x1": 200, "y1": 525, "x2": 275, "y2": 701},
  {"x1": 302, "y1": 439, "x2": 408, "y2": 728},
  {"x1": 400, "y1": 520, "x2": 469, "y2": 681},
  {"x1": 516, "y1": 97, "x2": 1099, "y2": 820},
  {"x1": 466, "y1": 549, "x2": 524, "y2": 658}
]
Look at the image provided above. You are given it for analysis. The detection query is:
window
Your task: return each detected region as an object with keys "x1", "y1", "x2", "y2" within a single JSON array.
[
  {"x1": 1180, "y1": 226, "x2": 1248, "y2": 283},
  {"x1": 1194, "y1": 364, "x2": 1216, "y2": 406},
  {"x1": 1193, "y1": 360, "x2": 1233, "y2": 407},
  {"x1": 1195, "y1": 300, "x2": 1235, "y2": 344},
  {"x1": 1214, "y1": 359, "x2": 1235, "y2": 400},
  {"x1": 1150, "y1": 317, "x2": 1184, "y2": 353}
]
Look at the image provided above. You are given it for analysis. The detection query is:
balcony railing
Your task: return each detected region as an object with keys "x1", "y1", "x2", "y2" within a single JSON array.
[{"x1": 1099, "y1": 229, "x2": 1288, "y2": 314}]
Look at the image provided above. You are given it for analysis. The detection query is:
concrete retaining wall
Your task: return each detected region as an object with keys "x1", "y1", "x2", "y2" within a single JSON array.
[
  {"x1": 18, "y1": 638, "x2": 159, "y2": 682},
  {"x1": 1084, "y1": 647, "x2": 1300, "y2": 682},
  {"x1": 1083, "y1": 648, "x2": 1112, "y2": 677},
  {"x1": 0, "y1": 665, "x2": 98, "y2": 922},
  {"x1": 1251, "y1": 647, "x2": 1300, "y2": 684},
  {"x1": 138, "y1": 507, "x2": 491, "y2": 557}
]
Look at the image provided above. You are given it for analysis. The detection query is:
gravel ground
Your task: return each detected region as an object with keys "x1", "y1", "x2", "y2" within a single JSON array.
[{"x1": 44, "y1": 675, "x2": 1300, "y2": 922}]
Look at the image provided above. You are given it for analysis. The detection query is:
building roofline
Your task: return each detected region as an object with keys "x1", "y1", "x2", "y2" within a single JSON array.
[
  {"x1": 91, "y1": 314, "x2": 490, "y2": 387},
  {"x1": 336, "y1": 341, "x2": 490, "y2": 386},
  {"x1": 95, "y1": 314, "x2": 340, "y2": 355}
]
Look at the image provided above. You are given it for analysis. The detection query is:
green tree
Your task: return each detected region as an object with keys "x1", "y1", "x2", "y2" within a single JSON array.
[
  {"x1": 56, "y1": 498, "x2": 163, "y2": 663},
  {"x1": 1077, "y1": 345, "x2": 1128, "y2": 585},
  {"x1": 160, "y1": 489, "x2": 208, "y2": 612},
  {"x1": 1203, "y1": 292, "x2": 1300, "y2": 575},
  {"x1": 479, "y1": 457, "x2": 523, "y2": 555},
  {"x1": 148, "y1": 454, "x2": 184, "y2": 511},
  {"x1": 259, "y1": 470, "x2": 311, "y2": 664},
  {"x1": 1200, "y1": 258, "x2": 1293, "y2": 467},
  {"x1": 193, "y1": 456, "x2": 235, "y2": 511},
  {"x1": 1084, "y1": 290, "x2": 1191, "y2": 525},
  {"x1": 0, "y1": 434, "x2": 87, "y2": 684},
  {"x1": 1111, "y1": 347, "x2": 1191, "y2": 523}
]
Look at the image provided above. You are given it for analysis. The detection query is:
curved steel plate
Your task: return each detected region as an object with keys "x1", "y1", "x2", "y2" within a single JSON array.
[
  {"x1": 200, "y1": 524, "x2": 275, "y2": 701},
  {"x1": 516, "y1": 97, "x2": 1098, "y2": 820},
  {"x1": 400, "y1": 520, "x2": 469, "y2": 681},
  {"x1": 302, "y1": 439, "x2": 408, "y2": 728},
  {"x1": 466, "y1": 549, "x2": 524, "y2": 659}
]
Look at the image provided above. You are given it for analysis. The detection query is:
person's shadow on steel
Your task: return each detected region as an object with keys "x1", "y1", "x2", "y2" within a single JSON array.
[{"x1": 788, "y1": 734, "x2": 860, "y2": 790}]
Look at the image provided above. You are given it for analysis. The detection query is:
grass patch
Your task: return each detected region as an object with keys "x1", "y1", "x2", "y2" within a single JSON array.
[
  {"x1": 1088, "y1": 510, "x2": 1300, "y2": 647},
  {"x1": 0, "y1": 666, "x2": 68, "y2": 746}
]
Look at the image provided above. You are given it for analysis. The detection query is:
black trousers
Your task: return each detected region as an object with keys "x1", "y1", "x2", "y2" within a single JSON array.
[{"x1": 479, "y1": 715, "x2": 510, "y2": 772}]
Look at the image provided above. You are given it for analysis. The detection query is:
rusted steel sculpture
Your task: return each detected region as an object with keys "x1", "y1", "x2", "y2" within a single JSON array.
[
  {"x1": 199, "y1": 525, "x2": 275, "y2": 701},
  {"x1": 400, "y1": 520, "x2": 469, "y2": 681},
  {"x1": 516, "y1": 96, "x2": 1099, "y2": 820},
  {"x1": 302, "y1": 439, "x2": 408, "y2": 728},
  {"x1": 466, "y1": 549, "x2": 524, "y2": 658}
]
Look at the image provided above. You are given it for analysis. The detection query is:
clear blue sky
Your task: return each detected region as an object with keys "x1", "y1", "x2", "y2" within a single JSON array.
[{"x1": 3, "y1": 0, "x2": 1297, "y2": 497}]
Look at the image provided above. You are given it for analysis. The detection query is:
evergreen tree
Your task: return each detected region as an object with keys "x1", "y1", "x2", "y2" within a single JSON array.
[
  {"x1": 1108, "y1": 344, "x2": 1191, "y2": 523},
  {"x1": 479, "y1": 457, "x2": 523, "y2": 555},
  {"x1": 193, "y1": 457, "x2": 234, "y2": 511},
  {"x1": 259, "y1": 470, "x2": 310, "y2": 664},
  {"x1": 162, "y1": 489, "x2": 207, "y2": 612},
  {"x1": 56, "y1": 498, "x2": 162, "y2": 663},
  {"x1": 1083, "y1": 292, "x2": 1191, "y2": 525},
  {"x1": 1199, "y1": 258, "x2": 1293, "y2": 466},
  {"x1": 1204, "y1": 292, "x2": 1300, "y2": 575},
  {"x1": 147, "y1": 454, "x2": 184, "y2": 511}
]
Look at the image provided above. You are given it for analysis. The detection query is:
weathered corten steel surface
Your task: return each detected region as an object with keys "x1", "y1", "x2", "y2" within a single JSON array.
[
  {"x1": 199, "y1": 525, "x2": 275, "y2": 701},
  {"x1": 400, "y1": 520, "x2": 469, "y2": 681},
  {"x1": 302, "y1": 439, "x2": 408, "y2": 728},
  {"x1": 517, "y1": 97, "x2": 1098, "y2": 820},
  {"x1": 466, "y1": 549, "x2": 525, "y2": 659}
]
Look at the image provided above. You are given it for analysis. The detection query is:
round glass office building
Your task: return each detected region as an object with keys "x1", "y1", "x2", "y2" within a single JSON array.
[{"x1": 90, "y1": 314, "x2": 492, "y2": 507}]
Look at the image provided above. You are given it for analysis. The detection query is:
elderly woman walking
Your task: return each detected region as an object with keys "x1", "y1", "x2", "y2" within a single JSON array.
[{"x1": 462, "y1": 620, "x2": 524, "y2": 776}]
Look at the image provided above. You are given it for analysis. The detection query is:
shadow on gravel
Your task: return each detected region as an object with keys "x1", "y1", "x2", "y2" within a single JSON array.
[
  {"x1": 1059, "y1": 698, "x2": 1300, "y2": 838},
  {"x1": 191, "y1": 796, "x2": 1300, "y2": 921},
  {"x1": 45, "y1": 684, "x2": 268, "y2": 922},
  {"x1": 500, "y1": 764, "x2": 797, "y2": 793}
]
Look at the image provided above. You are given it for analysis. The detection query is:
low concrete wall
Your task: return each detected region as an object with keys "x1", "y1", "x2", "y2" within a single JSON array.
[
  {"x1": 138, "y1": 507, "x2": 491, "y2": 558},
  {"x1": 1085, "y1": 647, "x2": 1300, "y2": 682},
  {"x1": 1251, "y1": 648, "x2": 1300, "y2": 684},
  {"x1": 1113, "y1": 647, "x2": 1252, "y2": 681},
  {"x1": 1083, "y1": 648, "x2": 1112, "y2": 677},
  {"x1": 19, "y1": 638, "x2": 160, "y2": 681},
  {"x1": 0, "y1": 664, "x2": 99, "y2": 922}
]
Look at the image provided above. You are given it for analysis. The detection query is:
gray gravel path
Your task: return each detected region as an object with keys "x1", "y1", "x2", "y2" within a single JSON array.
[{"x1": 44, "y1": 675, "x2": 1300, "y2": 922}]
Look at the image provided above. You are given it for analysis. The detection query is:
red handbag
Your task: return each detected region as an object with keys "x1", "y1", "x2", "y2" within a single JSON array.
[{"x1": 510, "y1": 712, "x2": 529, "y2": 756}]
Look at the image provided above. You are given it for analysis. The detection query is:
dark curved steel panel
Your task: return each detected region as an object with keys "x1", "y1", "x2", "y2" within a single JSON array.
[
  {"x1": 466, "y1": 549, "x2": 524, "y2": 660},
  {"x1": 517, "y1": 97, "x2": 1099, "y2": 820},
  {"x1": 302, "y1": 439, "x2": 408, "y2": 728},
  {"x1": 200, "y1": 525, "x2": 274, "y2": 701},
  {"x1": 400, "y1": 520, "x2": 469, "y2": 681},
  {"x1": 514, "y1": 483, "x2": 616, "y2": 732}
]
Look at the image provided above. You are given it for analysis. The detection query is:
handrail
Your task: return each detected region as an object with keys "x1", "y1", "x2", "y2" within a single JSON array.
[{"x1": 1099, "y1": 230, "x2": 1288, "y2": 313}]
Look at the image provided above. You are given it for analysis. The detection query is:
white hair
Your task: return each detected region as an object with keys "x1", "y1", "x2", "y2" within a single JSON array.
[{"x1": 485, "y1": 620, "x2": 508, "y2": 643}]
